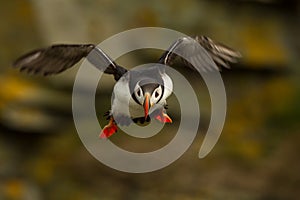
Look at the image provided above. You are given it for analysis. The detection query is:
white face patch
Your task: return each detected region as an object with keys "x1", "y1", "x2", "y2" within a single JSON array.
[{"x1": 134, "y1": 84, "x2": 144, "y2": 105}]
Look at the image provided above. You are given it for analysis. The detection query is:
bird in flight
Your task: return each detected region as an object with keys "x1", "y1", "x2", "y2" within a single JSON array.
[{"x1": 13, "y1": 36, "x2": 241, "y2": 138}]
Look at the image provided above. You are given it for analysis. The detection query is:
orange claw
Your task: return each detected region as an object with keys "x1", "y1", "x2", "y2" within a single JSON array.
[{"x1": 100, "y1": 118, "x2": 118, "y2": 138}]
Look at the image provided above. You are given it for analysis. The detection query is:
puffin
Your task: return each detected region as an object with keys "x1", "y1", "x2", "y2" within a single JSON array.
[{"x1": 13, "y1": 36, "x2": 241, "y2": 138}]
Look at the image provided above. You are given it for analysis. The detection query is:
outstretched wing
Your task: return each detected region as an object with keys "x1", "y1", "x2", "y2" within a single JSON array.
[
  {"x1": 13, "y1": 44, "x2": 95, "y2": 75},
  {"x1": 13, "y1": 44, "x2": 127, "y2": 81},
  {"x1": 158, "y1": 36, "x2": 241, "y2": 72}
]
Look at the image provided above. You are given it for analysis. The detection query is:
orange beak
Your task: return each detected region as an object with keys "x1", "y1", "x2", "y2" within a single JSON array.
[{"x1": 143, "y1": 93, "x2": 151, "y2": 119}]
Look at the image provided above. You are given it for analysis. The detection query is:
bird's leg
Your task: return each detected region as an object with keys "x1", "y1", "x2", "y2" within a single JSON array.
[
  {"x1": 100, "y1": 116, "x2": 118, "y2": 138},
  {"x1": 155, "y1": 109, "x2": 172, "y2": 123}
]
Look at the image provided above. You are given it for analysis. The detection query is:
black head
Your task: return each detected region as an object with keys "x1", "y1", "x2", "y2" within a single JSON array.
[{"x1": 129, "y1": 66, "x2": 165, "y2": 118}]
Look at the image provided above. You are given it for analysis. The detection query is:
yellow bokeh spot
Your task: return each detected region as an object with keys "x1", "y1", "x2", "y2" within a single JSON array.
[{"x1": 4, "y1": 179, "x2": 24, "y2": 199}]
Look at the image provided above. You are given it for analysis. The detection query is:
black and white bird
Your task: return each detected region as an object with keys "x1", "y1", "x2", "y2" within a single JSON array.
[{"x1": 13, "y1": 36, "x2": 241, "y2": 138}]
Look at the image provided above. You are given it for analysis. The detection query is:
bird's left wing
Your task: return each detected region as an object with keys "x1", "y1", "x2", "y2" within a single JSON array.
[{"x1": 158, "y1": 36, "x2": 241, "y2": 72}]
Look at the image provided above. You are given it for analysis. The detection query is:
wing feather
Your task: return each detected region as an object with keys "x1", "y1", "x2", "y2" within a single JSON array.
[
  {"x1": 13, "y1": 44, "x2": 127, "y2": 80},
  {"x1": 159, "y1": 36, "x2": 241, "y2": 72},
  {"x1": 13, "y1": 44, "x2": 95, "y2": 75}
]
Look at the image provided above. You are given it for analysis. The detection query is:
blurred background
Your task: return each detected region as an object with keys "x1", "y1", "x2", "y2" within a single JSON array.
[{"x1": 0, "y1": 0, "x2": 299, "y2": 199}]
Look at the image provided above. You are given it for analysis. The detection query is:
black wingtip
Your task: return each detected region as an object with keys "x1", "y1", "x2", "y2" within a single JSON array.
[
  {"x1": 13, "y1": 49, "x2": 43, "y2": 67},
  {"x1": 198, "y1": 35, "x2": 242, "y2": 69}
]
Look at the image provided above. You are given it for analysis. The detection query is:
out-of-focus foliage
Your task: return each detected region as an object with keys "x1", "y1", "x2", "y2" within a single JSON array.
[{"x1": 0, "y1": 0, "x2": 299, "y2": 199}]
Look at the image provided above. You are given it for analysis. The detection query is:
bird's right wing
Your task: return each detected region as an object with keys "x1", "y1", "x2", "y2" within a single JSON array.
[
  {"x1": 86, "y1": 47, "x2": 127, "y2": 81},
  {"x1": 13, "y1": 44, "x2": 127, "y2": 81}
]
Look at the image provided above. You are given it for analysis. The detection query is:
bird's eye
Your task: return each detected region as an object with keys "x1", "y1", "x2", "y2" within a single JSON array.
[
  {"x1": 155, "y1": 91, "x2": 159, "y2": 98},
  {"x1": 135, "y1": 87, "x2": 143, "y2": 98},
  {"x1": 152, "y1": 86, "x2": 162, "y2": 101}
]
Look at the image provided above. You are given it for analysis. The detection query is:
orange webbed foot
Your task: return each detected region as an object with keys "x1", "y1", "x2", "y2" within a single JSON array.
[
  {"x1": 155, "y1": 112, "x2": 172, "y2": 123},
  {"x1": 100, "y1": 118, "x2": 118, "y2": 138}
]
